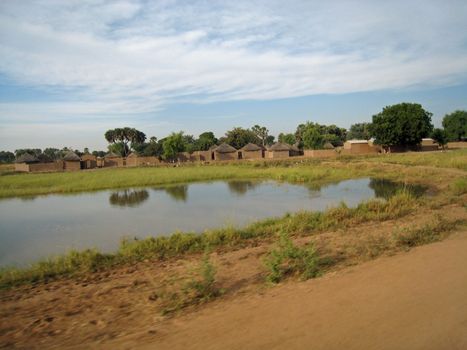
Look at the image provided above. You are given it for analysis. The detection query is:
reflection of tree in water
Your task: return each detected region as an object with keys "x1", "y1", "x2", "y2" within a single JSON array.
[
  {"x1": 369, "y1": 178, "x2": 425, "y2": 199},
  {"x1": 164, "y1": 185, "x2": 188, "y2": 202},
  {"x1": 109, "y1": 189, "x2": 149, "y2": 207},
  {"x1": 227, "y1": 181, "x2": 258, "y2": 195}
]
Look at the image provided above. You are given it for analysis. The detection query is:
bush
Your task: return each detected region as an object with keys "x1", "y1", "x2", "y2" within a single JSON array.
[{"x1": 264, "y1": 232, "x2": 319, "y2": 283}]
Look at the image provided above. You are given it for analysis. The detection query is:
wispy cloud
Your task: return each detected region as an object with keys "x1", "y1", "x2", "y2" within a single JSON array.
[{"x1": 0, "y1": 0, "x2": 466, "y2": 149}]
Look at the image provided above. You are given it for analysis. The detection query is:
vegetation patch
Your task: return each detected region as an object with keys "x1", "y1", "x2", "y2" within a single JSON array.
[{"x1": 264, "y1": 232, "x2": 319, "y2": 283}]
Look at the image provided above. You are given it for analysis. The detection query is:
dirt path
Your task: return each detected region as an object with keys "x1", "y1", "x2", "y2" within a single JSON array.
[{"x1": 112, "y1": 230, "x2": 467, "y2": 350}]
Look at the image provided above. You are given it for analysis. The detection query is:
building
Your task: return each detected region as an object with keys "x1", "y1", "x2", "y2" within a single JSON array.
[
  {"x1": 266, "y1": 142, "x2": 291, "y2": 158},
  {"x1": 213, "y1": 143, "x2": 238, "y2": 161},
  {"x1": 63, "y1": 151, "x2": 82, "y2": 171},
  {"x1": 420, "y1": 138, "x2": 439, "y2": 151},
  {"x1": 104, "y1": 152, "x2": 120, "y2": 167},
  {"x1": 343, "y1": 140, "x2": 378, "y2": 155},
  {"x1": 81, "y1": 153, "x2": 97, "y2": 169},
  {"x1": 240, "y1": 143, "x2": 263, "y2": 160}
]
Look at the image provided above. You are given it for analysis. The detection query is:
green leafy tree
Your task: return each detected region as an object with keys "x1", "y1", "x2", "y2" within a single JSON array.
[
  {"x1": 431, "y1": 128, "x2": 447, "y2": 150},
  {"x1": 224, "y1": 127, "x2": 260, "y2": 149},
  {"x1": 43, "y1": 148, "x2": 61, "y2": 160},
  {"x1": 104, "y1": 127, "x2": 146, "y2": 157},
  {"x1": 15, "y1": 149, "x2": 42, "y2": 158},
  {"x1": 163, "y1": 132, "x2": 186, "y2": 160},
  {"x1": 0, "y1": 151, "x2": 15, "y2": 163},
  {"x1": 183, "y1": 134, "x2": 197, "y2": 153},
  {"x1": 278, "y1": 133, "x2": 296, "y2": 145},
  {"x1": 251, "y1": 125, "x2": 269, "y2": 146},
  {"x1": 370, "y1": 103, "x2": 433, "y2": 150},
  {"x1": 442, "y1": 110, "x2": 467, "y2": 141},
  {"x1": 302, "y1": 123, "x2": 325, "y2": 149},
  {"x1": 265, "y1": 135, "x2": 275, "y2": 146},
  {"x1": 197, "y1": 132, "x2": 218, "y2": 151},
  {"x1": 347, "y1": 123, "x2": 371, "y2": 140}
]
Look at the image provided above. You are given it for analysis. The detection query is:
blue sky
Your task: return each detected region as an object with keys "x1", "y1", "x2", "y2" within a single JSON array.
[{"x1": 1, "y1": 0, "x2": 467, "y2": 151}]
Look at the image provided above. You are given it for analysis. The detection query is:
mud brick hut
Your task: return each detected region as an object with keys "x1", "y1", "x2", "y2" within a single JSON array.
[
  {"x1": 240, "y1": 143, "x2": 263, "y2": 160},
  {"x1": 213, "y1": 143, "x2": 238, "y2": 161},
  {"x1": 420, "y1": 138, "x2": 439, "y2": 151},
  {"x1": 126, "y1": 152, "x2": 138, "y2": 167},
  {"x1": 14, "y1": 153, "x2": 39, "y2": 172},
  {"x1": 63, "y1": 151, "x2": 82, "y2": 171},
  {"x1": 289, "y1": 144, "x2": 301, "y2": 156},
  {"x1": 104, "y1": 152, "x2": 120, "y2": 167},
  {"x1": 266, "y1": 142, "x2": 291, "y2": 159},
  {"x1": 81, "y1": 153, "x2": 97, "y2": 169},
  {"x1": 343, "y1": 140, "x2": 378, "y2": 155}
]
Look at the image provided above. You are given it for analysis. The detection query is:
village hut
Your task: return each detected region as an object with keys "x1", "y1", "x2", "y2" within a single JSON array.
[
  {"x1": 126, "y1": 152, "x2": 138, "y2": 167},
  {"x1": 289, "y1": 143, "x2": 301, "y2": 156},
  {"x1": 81, "y1": 153, "x2": 97, "y2": 169},
  {"x1": 343, "y1": 140, "x2": 378, "y2": 155},
  {"x1": 213, "y1": 143, "x2": 238, "y2": 161},
  {"x1": 14, "y1": 153, "x2": 39, "y2": 172},
  {"x1": 240, "y1": 143, "x2": 263, "y2": 160},
  {"x1": 323, "y1": 142, "x2": 335, "y2": 150},
  {"x1": 420, "y1": 138, "x2": 439, "y2": 151},
  {"x1": 104, "y1": 151, "x2": 120, "y2": 167},
  {"x1": 266, "y1": 142, "x2": 291, "y2": 159},
  {"x1": 63, "y1": 151, "x2": 81, "y2": 171}
]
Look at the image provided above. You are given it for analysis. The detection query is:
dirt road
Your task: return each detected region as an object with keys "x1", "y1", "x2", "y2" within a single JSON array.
[{"x1": 113, "y1": 230, "x2": 467, "y2": 350}]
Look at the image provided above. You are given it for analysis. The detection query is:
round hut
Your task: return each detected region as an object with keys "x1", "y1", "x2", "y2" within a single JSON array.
[
  {"x1": 104, "y1": 151, "x2": 120, "y2": 167},
  {"x1": 213, "y1": 143, "x2": 238, "y2": 161},
  {"x1": 323, "y1": 142, "x2": 335, "y2": 150},
  {"x1": 81, "y1": 153, "x2": 97, "y2": 169},
  {"x1": 240, "y1": 143, "x2": 263, "y2": 160},
  {"x1": 63, "y1": 151, "x2": 81, "y2": 171},
  {"x1": 15, "y1": 153, "x2": 39, "y2": 172},
  {"x1": 267, "y1": 142, "x2": 291, "y2": 159}
]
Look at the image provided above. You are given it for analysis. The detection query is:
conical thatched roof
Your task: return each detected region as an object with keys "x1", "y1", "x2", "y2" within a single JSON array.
[
  {"x1": 215, "y1": 143, "x2": 237, "y2": 153},
  {"x1": 127, "y1": 152, "x2": 138, "y2": 158},
  {"x1": 105, "y1": 151, "x2": 119, "y2": 158},
  {"x1": 241, "y1": 143, "x2": 262, "y2": 151},
  {"x1": 63, "y1": 151, "x2": 81, "y2": 161},
  {"x1": 268, "y1": 142, "x2": 291, "y2": 151},
  {"x1": 15, "y1": 153, "x2": 39, "y2": 163},
  {"x1": 323, "y1": 142, "x2": 335, "y2": 149},
  {"x1": 209, "y1": 144, "x2": 218, "y2": 151}
]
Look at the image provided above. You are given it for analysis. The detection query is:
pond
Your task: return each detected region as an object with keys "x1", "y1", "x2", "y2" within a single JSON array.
[{"x1": 0, "y1": 178, "x2": 425, "y2": 266}]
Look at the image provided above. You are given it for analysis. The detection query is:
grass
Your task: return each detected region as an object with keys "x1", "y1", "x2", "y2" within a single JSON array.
[
  {"x1": 264, "y1": 232, "x2": 319, "y2": 283},
  {"x1": 0, "y1": 191, "x2": 419, "y2": 289},
  {"x1": 450, "y1": 177, "x2": 467, "y2": 195},
  {"x1": 1, "y1": 149, "x2": 466, "y2": 198}
]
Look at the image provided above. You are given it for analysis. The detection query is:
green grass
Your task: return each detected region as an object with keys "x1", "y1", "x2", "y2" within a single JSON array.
[
  {"x1": 264, "y1": 232, "x2": 319, "y2": 283},
  {"x1": 1, "y1": 149, "x2": 466, "y2": 198},
  {"x1": 450, "y1": 177, "x2": 467, "y2": 195},
  {"x1": 0, "y1": 192, "x2": 419, "y2": 289}
]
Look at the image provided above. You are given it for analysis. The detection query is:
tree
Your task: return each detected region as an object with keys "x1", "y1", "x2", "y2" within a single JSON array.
[
  {"x1": 0, "y1": 151, "x2": 15, "y2": 163},
  {"x1": 278, "y1": 133, "x2": 296, "y2": 145},
  {"x1": 347, "y1": 123, "x2": 371, "y2": 140},
  {"x1": 182, "y1": 134, "x2": 197, "y2": 153},
  {"x1": 442, "y1": 110, "x2": 467, "y2": 141},
  {"x1": 43, "y1": 148, "x2": 61, "y2": 160},
  {"x1": 197, "y1": 132, "x2": 218, "y2": 151},
  {"x1": 224, "y1": 127, "x2": 260, "y2": 149},
  {"x1": 104, "y1": 127, "x2": 146, "y2": 157},
  {"x1": 301, "y1": 122, "x2": 325, "y2": 149},
  {"x1": 370, "y1": 103, "x2": 433, "y2": 150},
  {"x1": 15, "y1": 149, "x2": 42, "y2": 158},
  {"x1": 265, "y1": 135, "x2": 275, "y2": 146},
  {"x1": 162, "y1": 132, "x2": 185, "y2": 160},
  {"x1": 251, "y1": 125, "x2": 269, "y2": 146},
  {"x1": 431, "y1": 128, "x2": 447, "y2": 150}
]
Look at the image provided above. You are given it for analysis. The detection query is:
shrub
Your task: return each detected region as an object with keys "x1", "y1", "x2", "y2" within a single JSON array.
[{"x1": 264, "y1": 232, "x2": 319, "y2": 283}]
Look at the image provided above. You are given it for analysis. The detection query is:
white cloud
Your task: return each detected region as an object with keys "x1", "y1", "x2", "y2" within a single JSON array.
[{"x1": 0, "y1": 0, "x2": 466, "y2": 148}]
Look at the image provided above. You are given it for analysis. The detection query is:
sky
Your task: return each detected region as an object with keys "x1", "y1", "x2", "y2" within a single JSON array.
[{"x1": 1, "y1": 0, "x2": 467, "y2": 151}]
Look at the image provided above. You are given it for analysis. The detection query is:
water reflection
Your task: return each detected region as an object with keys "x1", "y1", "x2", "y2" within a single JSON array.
[
  {"x1": 369, "y1": 179, "x2": 426, "y2": 199},
  {"x1": 109, "y1": 189, "x2": 149, "y2": 207},
  {"x1": 152, "y1": 185, "x2": 190, "y2": 202},
  {"x1": 227, "y1": 181, "x2": 258, "y2": 195}
]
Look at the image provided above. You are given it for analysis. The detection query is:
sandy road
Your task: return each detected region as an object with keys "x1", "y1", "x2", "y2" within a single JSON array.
[{"x1": 113, "y1": 230, "x2": 467, "y2": 350}]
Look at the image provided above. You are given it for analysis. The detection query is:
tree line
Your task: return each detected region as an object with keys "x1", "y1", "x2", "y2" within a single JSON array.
[{"x1": 1, "y1": 104, "x2": 465, "y2": 163}]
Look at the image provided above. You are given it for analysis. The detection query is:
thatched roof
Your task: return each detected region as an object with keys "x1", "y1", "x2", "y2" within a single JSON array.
[
  {"x1": 289, "y1": 144, "x2": 300, "y2": 152},
  {"x1": 323, "y1": 142, "x2": 335, "y2": 149},
  {"x1": 268, "y1": 142, "x2": 291, "y2": 151},
  {"x1": 127, "y1": 152, "x2": 138, "y2": 158},
  {"x1": 214, "y1": 143, "x2": 237, "y2": 153},
  {"x1": 241, "y1": 143, "x2": 262, "y2": 151},
  {"x1": 63, "y1": 151, "x2": 81, "y2": 161},
  {"x1": 208, "y1": 144, "x2": 218, "y2": 151},
  {"x1": 15, "y1": 153, "x2": 39, "y2": 163},
  {"x1": 81, "y1": 153, "x2": 96, "y2": 160},
  {"x1": 105, "y1": 151, "x2": 120, "y2": 158}
]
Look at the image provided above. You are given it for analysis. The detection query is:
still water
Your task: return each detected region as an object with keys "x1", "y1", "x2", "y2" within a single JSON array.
[{"x1": 0, "y1": 178, "x2": 424, "y2": 266}]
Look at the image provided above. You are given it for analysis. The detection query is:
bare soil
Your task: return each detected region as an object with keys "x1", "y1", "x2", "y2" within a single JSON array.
[{"x1": 1, "y1": 204, "x2": 466, "y2": 349}]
